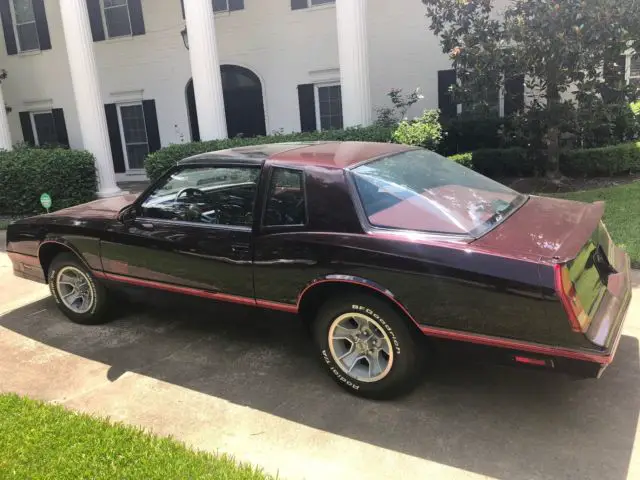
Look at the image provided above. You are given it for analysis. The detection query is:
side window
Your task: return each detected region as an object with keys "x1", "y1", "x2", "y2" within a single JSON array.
[
  {"x1": 140, "y1": 166, "x2": 261, "y2": 227},
  {"x1": 263, "y1": 168, "x2": 306, "y2": 227}
]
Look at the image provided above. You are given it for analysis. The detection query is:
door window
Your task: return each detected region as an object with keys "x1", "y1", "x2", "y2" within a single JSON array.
[{"x1": 140, "y1": 166, "x2": 261, "y2": 227}]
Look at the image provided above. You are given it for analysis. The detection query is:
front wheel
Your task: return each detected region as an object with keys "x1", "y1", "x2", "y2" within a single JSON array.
[
  {"x1": 48, "y1": 252, "x2": 111, "y2": 325},
  {"x1": 312, "y1": 294, "x2": 424, "y2": 399}
]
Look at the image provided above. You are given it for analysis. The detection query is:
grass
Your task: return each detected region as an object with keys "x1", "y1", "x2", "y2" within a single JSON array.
[
  {"x1": 0, "y1": 394, "x2": 272, "y2": 480},
  {"x1": 552, "y1": 181, "x2": 640, "y2": 267}
]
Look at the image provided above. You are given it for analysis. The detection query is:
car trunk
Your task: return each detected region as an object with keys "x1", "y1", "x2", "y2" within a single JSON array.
[{"x1": 473, "y1": 195, "x2": 631, "y2": 348}]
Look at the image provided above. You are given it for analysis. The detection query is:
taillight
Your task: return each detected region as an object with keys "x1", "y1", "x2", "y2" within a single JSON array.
[{"x1": 554, "y1": 263, "x2": 590, "y2": 332}]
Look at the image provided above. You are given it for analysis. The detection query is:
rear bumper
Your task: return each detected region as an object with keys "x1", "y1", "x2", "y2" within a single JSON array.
[{"x1": 7, "y1": 251, "x2": 46, "y2": 284}]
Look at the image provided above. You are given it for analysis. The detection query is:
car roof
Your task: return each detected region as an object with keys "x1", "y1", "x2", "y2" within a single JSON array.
[{"x1": 177, "y1": 141, "x2": 414, "y2": 169}]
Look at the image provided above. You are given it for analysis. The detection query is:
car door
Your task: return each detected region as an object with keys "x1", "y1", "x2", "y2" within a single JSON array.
[{"x1": 100, "y1": 163, "x2": 262, "y2": 300}]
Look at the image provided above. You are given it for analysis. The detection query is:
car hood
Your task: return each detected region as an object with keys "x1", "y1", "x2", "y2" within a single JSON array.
[
  {"x1": 471, "y1": 195, "x2": 605, "y2": 263},
  {"x1": 48, "y1": 194, "x2": 139, "y2": 220}
]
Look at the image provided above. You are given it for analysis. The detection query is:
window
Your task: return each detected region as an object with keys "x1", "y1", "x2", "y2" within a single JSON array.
[
  {"x1": 11, "y1": 0, "x2": 39, "y2": 51},
  {"x1": 102, "y1": 0, "x2": 132, "y2": 38},
  {"x1": 351, "y1": 150, "x2": 526, "y2": 238},
  {"x1": 140, "y1": 166, "x2": 261, "y2": 226},
  {"x1": 264, "y1": 168, "x2": 306, "y2": 227},
  {"x1": 117, "y1": 103, "x2": 149, "y2": 170},
  {"x1": 30, "y1": 111, "x2": 57, "y2": 146},
  {"x1": 213, "y1": 0, "x2": 244, "y2": 12},
  {"x1": 291, "y1": 0, "x2": 334, "y2": 9},
  {"x1": 315, "y1": 84, "x2": 343, "y2": 131}
]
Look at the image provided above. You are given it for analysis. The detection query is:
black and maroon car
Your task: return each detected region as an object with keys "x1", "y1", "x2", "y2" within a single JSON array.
[{"x1": 6, "y1": 142, "x2": 632, "y2": 398}]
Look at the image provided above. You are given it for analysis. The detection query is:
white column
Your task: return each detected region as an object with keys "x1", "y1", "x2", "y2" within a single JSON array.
[
  {"x1": 0, "y1": 83, "x2": 12, "y2": 150},
  {"x1": 59, "y1": 0, "x2": 121, "y2": 197},
  {"x1": 184, "y1": 0, "x2": 227, "y2": 140},
  {"x1": 336, "y1": 0, "x2": 372, "y2": 128}
]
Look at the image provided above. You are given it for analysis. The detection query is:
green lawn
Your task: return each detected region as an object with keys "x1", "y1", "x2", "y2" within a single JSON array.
[
  {"x1": 0, "y1": 394, "x2": 272, "y2": 480},
  {"x1": 552, "y1": 181, "x2": 640, "y2": 267}
]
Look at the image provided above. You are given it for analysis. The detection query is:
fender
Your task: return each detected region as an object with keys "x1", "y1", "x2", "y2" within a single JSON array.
[
  {"x1": 296, "y1": 274, "x2": 421, "y2": 329},
  {"x1": 37, "y1": 238, "x2": 96, "y2": 273}
]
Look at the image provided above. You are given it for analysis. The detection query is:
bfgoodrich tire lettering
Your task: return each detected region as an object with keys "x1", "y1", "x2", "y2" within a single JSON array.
[
  {"x1": 48, "y1": 252, "x2": 111, "y2": 325},
  {"x1": 312, "y1": 294, "x2": 424, "y2": 399}
]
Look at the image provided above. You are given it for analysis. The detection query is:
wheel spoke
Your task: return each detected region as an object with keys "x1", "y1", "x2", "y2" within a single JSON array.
[
  {"x1": 367, "y1": 351, "x2": 384, "y2": 378},
  {"x1": 341, "y1": 350, "x2": 365, "y2": 373},
  {"x1": 333, "y1": 324, "x2": 357, "y2": 341},
  {"x1": 64, "y1": 290, "x2": 81, "y2": 306}
]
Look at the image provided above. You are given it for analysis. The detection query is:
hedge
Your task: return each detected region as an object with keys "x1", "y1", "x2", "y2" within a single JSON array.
[
  {"x1": 449, "y1": 147, "x2": 532, "y2": 176},
  {"x1": 0, "y1": 147, "x2": 97, "y2": 216},
  {"x1": 145, "y1": 126, "x2": 394, "y2": 181},
  {"x1": 560, "y1": 141, "x2": 640, "y2": 176}
]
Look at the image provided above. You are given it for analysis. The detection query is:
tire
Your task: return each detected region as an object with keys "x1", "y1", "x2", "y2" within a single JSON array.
[
  {"x1": 48, "y1": 252, "x2": 111, "y2": 325},
  {"x1": 312, "y1": 294, "x2": 424, "y2": 400}
]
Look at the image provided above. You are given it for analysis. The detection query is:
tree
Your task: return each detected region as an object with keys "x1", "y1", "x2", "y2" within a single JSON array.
[{"x1": 423, "y1": 0, "x2": 640, "y2": 177}]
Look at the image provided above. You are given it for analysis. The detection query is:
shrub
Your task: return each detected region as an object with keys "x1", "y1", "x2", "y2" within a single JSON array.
[
  {"x1": 560, "y1": 141, "x2": 640, "y2": 176},
  {"x1": 439, "y1": 115, "x2": 514, "y2": 155},
  {"x1": 0, "y1": 147, "x2": 97, "y2": 216},
  {"x1": 374, "y1": 88, "x2": 424, "y2": 127},
  {"x1": 448, "y1": 148, "x2": 532, "y2": 177},
  {"x1": 144, "y1": 126, "x2": 394, "y2": 181},
  {"x1": 448, "y1": 152, "x2": 473, "y2": 169},
  {"x1": 392, "y1": 109, "x2": 442, "y2": 150}
]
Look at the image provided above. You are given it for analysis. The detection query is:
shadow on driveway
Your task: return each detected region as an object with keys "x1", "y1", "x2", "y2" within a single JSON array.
[{"x1": 2, "y1": 295, "x2": 639, "y2": 480}]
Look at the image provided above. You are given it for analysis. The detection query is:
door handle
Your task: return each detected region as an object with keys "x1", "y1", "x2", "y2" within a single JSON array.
[
  {"x1": 231, "y1": 243, "x2": 249, "y2": 253},
  {"x1": 138, "y1": 222, "x2": 155, "y2": 230}
]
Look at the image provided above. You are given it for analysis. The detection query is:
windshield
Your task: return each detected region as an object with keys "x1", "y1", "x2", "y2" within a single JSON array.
[{"x1": 351, "y1": 149, "x2": 527, "y2": 238}]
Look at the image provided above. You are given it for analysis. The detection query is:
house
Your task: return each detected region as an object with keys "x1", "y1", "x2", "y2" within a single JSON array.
[{"x1": 0, "y1": 0, "x2": 638, "y2": 195}]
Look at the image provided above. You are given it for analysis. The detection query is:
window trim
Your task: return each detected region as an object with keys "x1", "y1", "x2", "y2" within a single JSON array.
[
  {"x1": 260, "y1": 165, "x2": 308, "y2": 231},
  {"x1": 135, "y1": 163, "x2": 263, "y2": 231},
  {"x1": 9, "y1": 0, "x2": 39, "y2": 52},
  {"x1": 29, "y1": 109, "x2": 54, "y2": 146},
  {"x1": 314, "y1": 82, "x2": 343, "y2": 132},
  {"x1": 116, "y1": 101, "x2": 149, "y2": 172},
  {"x1": 100, "y1": 0, "x2": 133, "y2": 39}
]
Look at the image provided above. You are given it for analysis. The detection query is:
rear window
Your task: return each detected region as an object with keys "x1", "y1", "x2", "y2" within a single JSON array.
[{"x1": 350, "y1": 150, "x2": 527, "y2": 237}]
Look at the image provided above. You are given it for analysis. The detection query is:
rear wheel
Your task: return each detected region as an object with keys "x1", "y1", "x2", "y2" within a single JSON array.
[
  {"x1": 312, "y1": 294, "x2": 424, "y2": 399},
  {"x1": 48, "y1": 253, "x2": 111, "y2": 325}
]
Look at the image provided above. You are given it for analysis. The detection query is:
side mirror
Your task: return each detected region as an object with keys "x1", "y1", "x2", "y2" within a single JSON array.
[{"x1": 118, "y1": 205, "x2": 137, "y2": 224}]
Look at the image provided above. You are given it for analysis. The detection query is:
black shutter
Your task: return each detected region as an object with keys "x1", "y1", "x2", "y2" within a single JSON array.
[
  {"x1": 291, "y1": 0, "x2": 308, "y2": 10},
  {"x1": 504, "y1": 74, "x2": 525, "y2": 116},
  {"x1": 142, "y1": 100, "x2": 161, "y2": 153},
  {"x1": 52, "y1": 109, "x2": 69, "y2": 147},
  {"x1": 104, "y1": 103, "x2": 126, "y2": 173},
  {"x1": 180, "y1": 0, "x2": 185, "y2": 18},
  {"x1": 19, "y1": 112, "x2": 35, "y2": 145},
  {"x1": 32, "y1": 0, "x2": 51, "y2": 50},
  {"x1": 229, "y1": 0, "x2": 244, "y2": 11},
  {"x1": 0, "y1": 0, "x2": 17, "y2": 55},
  {"x1": 128, "y1": 0, "x2": 145, "y2": 36},
  {"x1": 86, "y1": 0, "x2": 105, "y2": 42},
  {"x1": 438, "y1": 69, "x2": 458, "y2": 119},
  {"x1": 297, "y1": 84, "x2": 317, "y2": 132}
]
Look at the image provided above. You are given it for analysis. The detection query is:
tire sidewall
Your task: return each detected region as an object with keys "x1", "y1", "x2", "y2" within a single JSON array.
[
  {"x1": 314, "y1": 295, "x2": 420, "y2": 398},
  {"x1": 48, "y1": 254, "x2": 104, "y2": 323}
]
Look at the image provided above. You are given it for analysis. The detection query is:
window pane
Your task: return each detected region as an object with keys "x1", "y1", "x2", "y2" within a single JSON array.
[
  {"x1": 631, "y1": 55, "x2": 640, "y2": 78},
  {"x1": 33, "y1": 113, "x2": 57, "y2": 146},
  {"x1": 120, "y1": 105, "x2": 148, "y2": 144},
  {"x1": 126, "y1": 143, "x2": 149, "y2": 170},
  {"x1": 12, "y1": 0, "x2": 35, "y2": 23},
  {"x1": 264, "y1": 168, "x2": 306, "y2": 226},
  {"x1": 352, "y1": 150, "x2": 526, "y2": 237},
  {"x1": 310, "y1": 0, "x2": 334, "y2": 5},
  {"x1": 318, "y1": 85, "x2": 343, "y2": 130},
  {"x1": 213, "y1": 0, "x2": 229, "y2": 12},
  {"x1": 104, "y1": 0, "x2": 128, "y2": 8},
  {"x1": 141, "y1": 167, "x2": 261, "y2": 226},
  {"x1": 105, "y1": 5, "x2": 131, "y2": 37},
  {"x1": 16, "y1": 22, "x2": 39, "y2": 51}
]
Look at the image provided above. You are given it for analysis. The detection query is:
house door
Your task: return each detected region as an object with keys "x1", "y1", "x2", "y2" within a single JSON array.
[{"x1": 186, "y1": 65, "x2": 267, "y2": 141}]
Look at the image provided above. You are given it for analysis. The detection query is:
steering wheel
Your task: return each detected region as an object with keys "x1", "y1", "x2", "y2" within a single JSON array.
[{"x1": 174, "y1": 187, "x2": 205, "y2": 205}]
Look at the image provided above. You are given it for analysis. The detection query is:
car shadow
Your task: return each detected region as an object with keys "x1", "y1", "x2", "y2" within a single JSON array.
[{"x1": 2, "y1": 295, "x2": 639, "y2": 480}]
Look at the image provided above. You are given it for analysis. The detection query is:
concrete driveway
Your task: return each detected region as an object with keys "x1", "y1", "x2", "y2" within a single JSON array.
[{"x1": 0, "y1": 247, "x2": 639, "y2": 480}]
